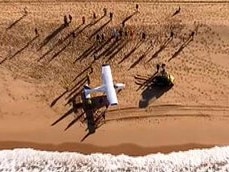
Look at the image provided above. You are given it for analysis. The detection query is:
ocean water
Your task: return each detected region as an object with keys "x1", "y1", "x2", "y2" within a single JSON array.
[{"x1": 0, "y1": 147, "x2": 229, "y2": 171}]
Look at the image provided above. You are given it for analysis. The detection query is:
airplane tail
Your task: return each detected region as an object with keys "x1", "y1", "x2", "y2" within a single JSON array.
[
  {"x1": 114, "y1": 83, "x2": 125, "y2": 91},
  {"x1": 83, "y1": 85, "x2": 91, "y2": 99},
  {"x1": 84, "y1": 85, "x2": 91, "y2": 90}
]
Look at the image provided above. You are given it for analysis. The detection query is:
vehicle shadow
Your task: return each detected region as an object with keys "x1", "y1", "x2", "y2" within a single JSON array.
[
  {"x1": 139, "y1": 84, "x2": 173, "y2": 108},
  {"x1": 135, "y1": 74, "x2": 173, "y2": 108}
]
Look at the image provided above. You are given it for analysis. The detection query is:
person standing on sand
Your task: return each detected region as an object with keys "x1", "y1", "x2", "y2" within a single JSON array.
[
  {"x1": 24, "y1": 7, "x2": 28, "y2": 16},
  {"x1": 93, "y1": 12, "x2": 97, "y2": 19},
  {"x1": 103, "y1": 8, "x2": 107, "y2": 16},
  {"x1": 72, "y1": 31, "x2": 76, "y2": 38},
  {"x1": 161, "y1": 63, "x2": 166, "y2": 75},
  {"x1": 96, "y1": 34, "x2": 101, "y2": 43},
  {"x1": 129, "y1": 28, "x2": 134, "y2": 40},
  {"x1": 156, "y1": 64, "x2": 160, "y2": 73},
  {"x1": 101, "y1": 33, "x2": 105, "y2": 42},
  {"x1": 93, "y1": 52, "x2": 98, "y2": 61},
  {"x1": 119, "y1": 29, "x2": 123, "y2": 39},
  {"x1": 151, "y1": 39, "x2": 156, "y2": 48},
  {"x1": 64, "y1": 15, "x2": 68, "y2": 26},
  {"x1": 136, "y1": 4, "x2": 139, "y2": 12},
  {"x1": 141, "y1": 32, "x2": 146, "y2": 41},
  {"x1": 82, "y1": 16, "x2": 85, "y2": 25},
  {"x1": 102, "y1": 110, "x2": 106, "y2": 121},
  {"x1": 124, "y1": 30, "x2": 128, "y2": 38},
  {"x1": 190, "y1": 31, "x2": 195, "y2": 39},
  {"x1": 113, "y1": 29, "x2": 120, "y2": 41},
  {"x1": 112, "y1": 28, "x2": 116, "y2": 38},
  {"x1": 86, "y1": 73, "x2": 91, "y2": 85},
  {"x1": 109, "y1": 12, "x2": 113, "y2": 21},
  {"x1": 170, "y1": 31, "x2": 174, "y2": 38},
  {"x1": 89, "y1": 64, "x2": 94, "y2": 74},
  {"x1": 34, "y1": 28, "x2": 39, "y2": 36}
]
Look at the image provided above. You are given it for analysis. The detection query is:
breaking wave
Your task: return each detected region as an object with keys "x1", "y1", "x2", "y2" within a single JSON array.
[{"x1": 1, "y1": 146, "x2": 229, "y2": 171}]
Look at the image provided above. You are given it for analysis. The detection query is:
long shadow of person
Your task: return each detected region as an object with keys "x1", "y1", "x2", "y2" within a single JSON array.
[
  {"x1": 51, "y1": 99, "x2": 83, "y2": 126},
  {"x1": 119, "y1": 40, "x2": 143, "y2": 64},
  {"x1": 6, "y1": 9, "x2": 28, "y2": 31},
  {"x1": 147, "y1": 36, "x2": 173, "y2": 62},
  {"x1": 6, "y1": 34, "x2": 39, "y2": 61},
  {"x1": 135, "y1": 72, "x2": 158, "y2": 91},
  {"x1": 168, "y1": 33, "x2": 194, "y2": 62},
  {"x1": 38, "y1": 22, "x2": 69, "y2": 51}
]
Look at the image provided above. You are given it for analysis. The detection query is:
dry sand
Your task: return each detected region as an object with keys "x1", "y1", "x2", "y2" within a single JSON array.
[{"x1": 0, "y1": 1, "x2": 228, "y2": 156}]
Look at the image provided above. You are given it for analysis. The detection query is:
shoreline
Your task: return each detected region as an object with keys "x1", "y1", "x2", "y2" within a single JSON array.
[
  {"x1": 0, "y1": 141, "x2": 218, "y2": 156},
  {"x1": 0, "y1": 0, "x2": 228, "y2": 4}
]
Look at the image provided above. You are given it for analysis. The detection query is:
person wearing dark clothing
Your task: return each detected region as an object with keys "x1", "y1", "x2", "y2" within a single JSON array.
[
  {"x1": 119, "y1": 29, "x2": 123, "y2": 38},
  {"x1": 93, "y1": 12, "x2": 97, "y2": 19},
  {"x1": 86, "y1": 73, "x2": 90, "y2": 85},
  {"x1": 72, "y1": 32, "x2": 76, "y2": 38},
  {"x1": 156, "y1": 64, "x2": 160, "y2": 73},
  {"x1": 64, "y1": 15, "x2": 68, "y2": 26},
  {"x1": 141, "y1": 32, "x2": 146, "y2": 40},
  {"x1": 189, "y1": 31, "x2": 195, "y2": 41},
  {"x1": 82, "y1": 16, "x2": 85, "y2": 24},
  {"x1": 129, "y1": 29, "x2": 133, "y2": 39},
  {"x1": 96, "y1": 34, "x2": 101, "y2": 42},
  {"x1": 24, "y1": 7, "x2": 28, "y2": 16},
  {"x1": 102, "y1": 111, "x2": 106, "y2": 120},
  {"x1": 34, "y1": 28, "x2": 39, "y2": 36},
  {"x1": 124, "y1": 30, "x2": 128, "y2": 37},
  {"x1": 161, "y1": 63, "x2": 166, "y2": 75},
  {"x1": 136, "y1": 4, "x2": 139, "y2": 11},
  {"x1": 101, "y1": 33, "x2": 105, "y2": 41},
  {"x1": 93, "y1": 53, "x2": 98, "y2": 61},
  {"x1": 109, "y1": 12, "x2": 113, "y2": 20},
  {"x1": 103, "y1": 8, "x2": 107, "y2": 16},
  {"x1": 170, "y1": 31, "x2": 174, "y2": 38},
  {"x1": 105, "y1": 104, "x2": 109, "y2": 109}
]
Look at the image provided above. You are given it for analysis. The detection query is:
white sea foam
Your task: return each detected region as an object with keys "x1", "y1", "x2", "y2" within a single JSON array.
[{"x1": 0, "y1": 146, "x2": 229, "y2": 171}]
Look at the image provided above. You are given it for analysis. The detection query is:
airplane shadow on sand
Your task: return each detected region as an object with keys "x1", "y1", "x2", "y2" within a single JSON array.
[
  {"x1": 135, "y1": 74, "x2": 173, "y2": 108},
  {"x1": 80, "y1": 95, "x2": 108, "y2": 142},
  {"x1": 51, "y1": 94, "x2": 109, "y2": 142}
]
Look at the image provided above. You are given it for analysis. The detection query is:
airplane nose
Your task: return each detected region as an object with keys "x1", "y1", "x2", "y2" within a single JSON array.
[
  {"x1": 118, "y1": 83, "x2": 125, "y2": 88},
  {"x1": 114, "y1": 83, "x2": 125, "y2": 90}
]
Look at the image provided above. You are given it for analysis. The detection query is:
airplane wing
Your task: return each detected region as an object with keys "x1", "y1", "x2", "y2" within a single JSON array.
[{"x1": 102, "y1": 64, "x2": 118, "y2": 105}]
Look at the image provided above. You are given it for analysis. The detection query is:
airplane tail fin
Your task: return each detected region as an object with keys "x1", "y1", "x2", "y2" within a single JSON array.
[
  {"x1": 84, "y1": 84, "x2": 91, "y2": 99},
  {"x1": 84, "y1": 85, "x2": 91, "y2": 90}
]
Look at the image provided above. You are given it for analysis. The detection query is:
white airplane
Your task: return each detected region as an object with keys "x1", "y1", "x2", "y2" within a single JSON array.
[{"x1": 84, "y1": 64, "x2": 125, "y2": 106}]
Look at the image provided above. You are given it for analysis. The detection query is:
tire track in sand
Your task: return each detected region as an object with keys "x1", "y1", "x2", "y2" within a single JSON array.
[{"x1": 106, "y1": 104, "x2": 229, "y2": 122}]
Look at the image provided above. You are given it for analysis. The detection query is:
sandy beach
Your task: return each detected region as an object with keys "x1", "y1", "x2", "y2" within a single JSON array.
[{"x1": 0, "y1": 0, "x2": 228, "y2": 156}]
